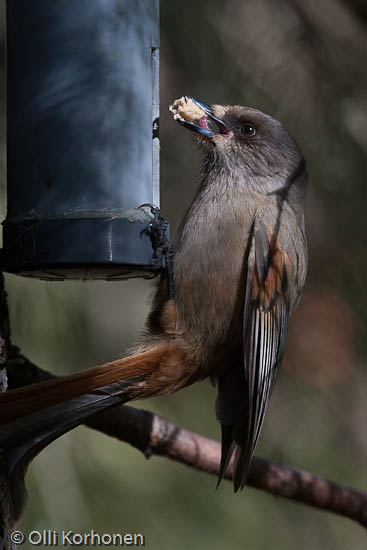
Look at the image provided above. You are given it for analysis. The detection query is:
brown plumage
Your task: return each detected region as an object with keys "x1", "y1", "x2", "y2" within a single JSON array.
[{"x1": 0, "y1": 98, "x2": 308, "y2": 497}]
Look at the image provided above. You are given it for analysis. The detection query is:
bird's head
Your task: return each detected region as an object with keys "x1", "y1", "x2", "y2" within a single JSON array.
[{"x1": 169, "y1": 96, "x2": 307, "y2": 201}]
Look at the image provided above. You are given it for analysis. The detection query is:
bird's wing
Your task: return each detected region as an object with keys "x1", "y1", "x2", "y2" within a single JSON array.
[{"x1": 217, "y1": 219, "x2": 291, "y2": 490}]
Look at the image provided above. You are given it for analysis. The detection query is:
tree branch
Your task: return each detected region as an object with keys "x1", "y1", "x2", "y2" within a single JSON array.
[
  {"x1": 0, "y1": 273, "x2": 16, "y2": 550},
  {"x1": 6, "y1": 359, "x2": 367, "y2": 528}
]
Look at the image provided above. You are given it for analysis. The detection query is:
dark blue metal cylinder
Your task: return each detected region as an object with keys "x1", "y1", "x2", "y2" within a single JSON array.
[{"x1": 2, "y1": 0, "x2": 160, "y2": 280}]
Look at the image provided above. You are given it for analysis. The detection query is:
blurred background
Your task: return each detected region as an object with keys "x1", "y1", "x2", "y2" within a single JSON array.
[{"x1": 0, "y1": 0, "x2": 366, "y2": 548}]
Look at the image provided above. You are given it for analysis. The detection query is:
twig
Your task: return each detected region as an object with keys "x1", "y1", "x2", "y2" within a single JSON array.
[
  {"x1": 0, "y1": 273, "x2": 10, "y2": 392},
  {"x1": 6, "y1": 358, "x2": 367, "y2": 527},
  {"x1": 0, "y1": 273, "x2": 16, "y2": 550}
]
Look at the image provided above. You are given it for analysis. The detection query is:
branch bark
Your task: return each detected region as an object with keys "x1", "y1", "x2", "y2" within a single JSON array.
[
  {"x1": 6, "y1": 359, "x2": 367, "y2": 528},
  {"x1": 0, "y1": 273, "x2": 16, "y2": 550}
]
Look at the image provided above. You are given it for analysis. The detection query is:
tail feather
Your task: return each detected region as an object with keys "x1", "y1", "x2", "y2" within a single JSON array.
[
  {"x1": 0, "y1": 342, "x2": 189, "y2": 526},
  {"x1": 0, "y1": 345, "x2": 169, "y2": 426},
  {"x1": 3, "y1": 379, "x2": 134, "y2": 525}
]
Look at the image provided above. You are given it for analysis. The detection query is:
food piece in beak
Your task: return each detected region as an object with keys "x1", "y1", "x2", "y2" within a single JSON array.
[
  {"x1": 169, "y1": 96, "x2": 205, "y2": 122},
  {"x1": 169, "y1": 96, "x2": 229, "y2": 139}
]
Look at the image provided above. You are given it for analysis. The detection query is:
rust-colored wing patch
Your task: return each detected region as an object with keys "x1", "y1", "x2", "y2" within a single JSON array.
[
  {"x1": 217, "y1": 220, "x2": 292, "y2": 491},
  {"x1": 252, "y1": 231, "x2": 291, "y2": 311}
]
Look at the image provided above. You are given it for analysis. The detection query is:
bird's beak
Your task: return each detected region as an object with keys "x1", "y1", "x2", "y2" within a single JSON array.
[{"x1": 173, "y1": 97, "x2": 229, "y2": 139}]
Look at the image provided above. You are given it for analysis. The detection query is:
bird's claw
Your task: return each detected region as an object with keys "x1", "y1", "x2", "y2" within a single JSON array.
[
  {"x1": 138, "y1": 203, "x2": 161, "y2": 222},
  {"x1": 138, "y1": 204, "x2": 174, "y2": 299}
]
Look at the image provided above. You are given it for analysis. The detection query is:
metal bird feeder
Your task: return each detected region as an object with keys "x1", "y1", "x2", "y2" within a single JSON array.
[{"x1": 2, "y1": 0, "x2": 161, "y2": 280}]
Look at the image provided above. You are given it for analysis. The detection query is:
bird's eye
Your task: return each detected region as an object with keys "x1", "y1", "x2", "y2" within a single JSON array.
[{"x1": 240, "y1": 123, "x2": 256, "y2": 136}]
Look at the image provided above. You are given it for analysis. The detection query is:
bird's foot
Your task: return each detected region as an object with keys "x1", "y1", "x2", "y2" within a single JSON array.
[{"x1": 138, "y1": 204, "x2": 174, "y2": 298}]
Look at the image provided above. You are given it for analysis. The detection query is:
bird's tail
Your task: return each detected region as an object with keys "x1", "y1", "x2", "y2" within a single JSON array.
[
  {"x1": 0, "y1": 341, "x2": 190, "y2": 524},
  {"x1": 2, "y1": 346, "x2": 159, "y2": 426}
]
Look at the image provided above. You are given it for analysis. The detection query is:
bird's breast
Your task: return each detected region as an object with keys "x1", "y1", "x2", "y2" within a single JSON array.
[{"x1": 173, "y1": 188, "x2": 255, "y2": 365}]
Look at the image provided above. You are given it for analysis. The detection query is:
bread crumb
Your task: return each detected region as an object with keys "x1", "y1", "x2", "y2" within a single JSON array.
[{"x1": 169, "y1": 96, "x2": 205, "y2": 122}]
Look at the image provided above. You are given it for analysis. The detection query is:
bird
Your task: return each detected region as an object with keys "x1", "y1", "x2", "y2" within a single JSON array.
[{"x1": 0, "y1": 97, "x2": 308, "y2": 498}]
